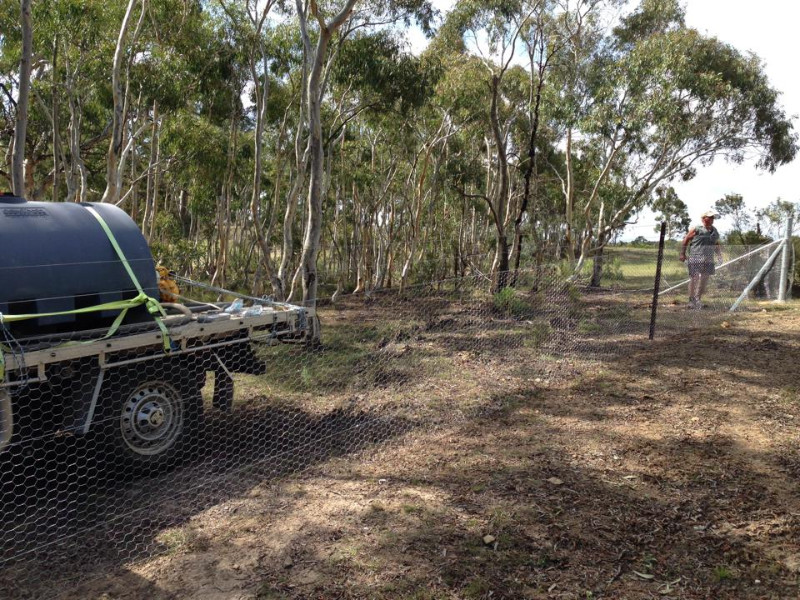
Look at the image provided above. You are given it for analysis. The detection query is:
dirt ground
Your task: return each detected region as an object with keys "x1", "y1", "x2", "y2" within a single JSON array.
[{"x1": 24, "y1": 297, "x2": 800, "y2": 599}]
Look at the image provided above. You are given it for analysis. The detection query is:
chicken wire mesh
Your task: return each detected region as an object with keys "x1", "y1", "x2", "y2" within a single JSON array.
[{"x1": 0, "y1": 243, "x2": 792, "y2": 598}]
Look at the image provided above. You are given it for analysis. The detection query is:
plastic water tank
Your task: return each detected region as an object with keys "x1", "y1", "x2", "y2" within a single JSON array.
[{"x1": 0, "y1": 194, "x2": 159, "y2": 337}]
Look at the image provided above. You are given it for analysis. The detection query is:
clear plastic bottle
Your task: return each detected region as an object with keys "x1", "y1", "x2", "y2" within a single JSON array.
[
  {"x1": 243, "y1": 304, "x2": 264, "y2": 317},
  {"x1": 224, "y1": 298, "x2": 244, "y2": 314}
]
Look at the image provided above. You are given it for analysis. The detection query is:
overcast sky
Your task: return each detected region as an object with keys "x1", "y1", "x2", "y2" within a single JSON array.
[{"x1": 408, "y1": 0, "x2": 800, "y2": 238}]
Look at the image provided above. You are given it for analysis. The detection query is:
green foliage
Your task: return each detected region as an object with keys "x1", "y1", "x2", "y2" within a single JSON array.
[
  {"x1": 757, "y1": 199, "x2": 799, "y2": 238},
  {"x1": 614, "y1": 0, "x2": 685, "y2": 47},
  {"x1": 150, "y1": 236, "x2": 203, "y2": 275},
  {"x1": 603, "y1": 256, "x2": 625, "y2": 281},
  {"x1": 523, "y1": 322, "x2": 552, "y2": 348},
  {"x1": 493, "y1": 288, "x2": 531, "y2": 317},
  {"x1": 577, "y1": 319, "x2": 603, "y2": 335},
  {"x1": 651, "y1": 186, "x2": 690, "y2": 238},
  {"x1": 332, "y1": 32, "x2": 439, "y2": 115},
  {"x1": 713, "y1": 565, "x2": 734, "y2": 581},
  {"x1": 629, "y1": 236, "x2": 655, "y2": 248},
  {"x1": 462, "y1": 576, "x2": 491, "y2": 599},
  {"x1": 715, "y1": 193, "x2": 751, "y2": 241},
  {"x1": 1, "y1": 0, "x2": 796, "y2": 302},
  {"x1": 300, "y1": 366, "x2": 313, "y2": 388},
  {"x1": 723, "y1": 230, "x2": 771, "y2": 246}
]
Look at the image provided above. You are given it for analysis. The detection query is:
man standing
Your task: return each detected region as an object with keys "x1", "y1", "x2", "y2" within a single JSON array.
[{"x1": 679, "y1": 210, "x2": 723, "y2": 309}]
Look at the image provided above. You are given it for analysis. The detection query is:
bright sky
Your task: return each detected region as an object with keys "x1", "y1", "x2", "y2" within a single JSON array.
[
  {"x1": 671, "y1": 1, "x2": 800, "y2": 236},
  {"x1": 407, "y1": 0, "x2": 800, "y2": 239}
]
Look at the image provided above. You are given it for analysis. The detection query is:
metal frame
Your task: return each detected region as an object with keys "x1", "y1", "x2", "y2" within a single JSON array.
[
  {"x1": 82, "y1": 370, "x2": 106, "y2": 435},
  {"x1": 658, "y1": 238, "x2": 783, "y2": 297},
  {"x1": 729, "y1": 242, "x2": 785, "y2": 312},
  {"x1": 0, "y1": 305, "x2": 315, "y2": 449},
  {"x1": 1, "y1": 307, "x2": 314, "y2": 386}
]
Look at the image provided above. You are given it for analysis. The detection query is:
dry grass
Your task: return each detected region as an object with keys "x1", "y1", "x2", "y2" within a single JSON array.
[{"x1": 10, "y1": 295, "x2": 800, "y2": 600}]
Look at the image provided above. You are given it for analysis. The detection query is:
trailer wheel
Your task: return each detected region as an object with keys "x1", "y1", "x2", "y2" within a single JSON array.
[{"x1": 99, "y1": 366, "x2": 203, "y2": 472}]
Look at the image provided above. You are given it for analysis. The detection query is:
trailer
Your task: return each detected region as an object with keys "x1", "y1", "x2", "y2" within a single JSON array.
[
  {"x1": 1, "y1": 301, "x2": 317, "y2": 467},
  {"x1": 0, "y1": 193, "x2": 318, "y2": 470}
]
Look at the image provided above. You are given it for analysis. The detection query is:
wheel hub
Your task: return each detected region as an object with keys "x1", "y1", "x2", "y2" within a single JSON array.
[
  {"x1": 120, "y1": 383, "x2": 184, "y2": 456},
  {"x1": 138, "y1": 403, "x2": 165, "y2": 428}
]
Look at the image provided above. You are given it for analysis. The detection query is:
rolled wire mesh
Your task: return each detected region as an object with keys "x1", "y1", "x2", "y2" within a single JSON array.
[{"x1": 0, "y1": 246, "x2": 789, "y2": 598}]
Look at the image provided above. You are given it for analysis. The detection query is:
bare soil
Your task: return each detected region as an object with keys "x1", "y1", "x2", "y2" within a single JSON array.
[{"x1": 28, "y1": 299, "x2": 800, "y2": 599}]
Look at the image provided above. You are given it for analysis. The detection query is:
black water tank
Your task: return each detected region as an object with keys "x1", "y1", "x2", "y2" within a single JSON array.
[{"x1": 0, "y1": 194, "x2": 159, "y2": 337}]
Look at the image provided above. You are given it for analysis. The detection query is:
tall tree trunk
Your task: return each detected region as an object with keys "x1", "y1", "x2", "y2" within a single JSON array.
[
  {"x1": 211, "y1": 107, "x2": 239, "y2": 289},
  {"x1": 296, "y1": 0, "x2": 358, "y2": 307},
  {"x1": 178, "y1": 188, "x2": 189, "y2": 235},
  {"x1": 246, "y1": 10, "x2": 279, "y2": 295},
  {"x1": 564, "y1": 128, "x2": 575, "y2": 261},
  {"x1": 66, "y1": 91, "x2": 88, "y2": 203},
  {"x1": 489, "y1": 75, "x2": 510, "y2": 291},
  {"x1": 12, "y1": 0, "x2": 33, "y2": 197},
  {"x1": 51, "y1": 37, "x2": 61, "y2": 202},
  {"x1": 277, "y1": 154, "x2": 307, "y2": 299},
  {"x1": 131, "y1": 150, "x2": 139, "y2": 223},
  {"x1": 300, "y1": 40, "x2": 326, "y2": 306},
  {"x1": 590, "y1": 232, "x2": 607, "y2": 288},
  {"x1": 511, "y1": 42, "x2": 547, "y2": 284},
  {"x1": 142, "y1": 100, "x2": 158, "y2": 239},
  {"x1": 101, "y1": 0, "x2": 142, "y2": 204},
  {"x1": 148, "y1": 133, "x2": 161, "y2": 242}
]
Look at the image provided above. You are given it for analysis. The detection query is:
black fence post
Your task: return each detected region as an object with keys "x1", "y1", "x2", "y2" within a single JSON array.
[{"x1": 649, "y1": 222, "x2": 667, "y2": 340}]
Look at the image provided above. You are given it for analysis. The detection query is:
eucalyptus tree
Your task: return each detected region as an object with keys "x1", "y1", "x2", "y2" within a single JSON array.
[
  {"x1": 11, "y1": 0, "x2": 32, "y2": 196},
  {"x1": 293, "y1": 0, "x2": 359, "y2": 305},
  {"x1": 100, "y1": 0, "x2": 147, "y2": 205},
  {"x1": 539, "y1": 0, "x2": 612, "y2": 262},
  {"x1": 713, "y1": 193, "x2": 750, "y2": 245},
  {"x1": 152, "y1": 22, "x2": 246, "y2": 279},
  {"x1": 293, "y1": 0, "x2": 434, "y2": 305},
  {"x1": 558, "y1": 0, "x2": 796, "y2": 279},
  {"x1": 651, "y1": 185, "x2": 689, "y2": 240},
  {"x1": 756, "y1": 198, "x2": 797, "y2": 239},
  {"x1": 431, "y1": 49, "x2": 499, "y2": 273},
  {"x1": 1, "y1": 0, "x2": 132, "y2": 201},
  {"x1": 435, "y1": 0, "x2": 546, "y2": 290},
  {"x1": 215, "y1": 0, "x2": 284, "y2": 295},
  {"x1": 327, "y1": 31, "x2": 441, "y2": 293},
  {"x1": 509, "y1": 0, "x2": 572, "y2": 280}
]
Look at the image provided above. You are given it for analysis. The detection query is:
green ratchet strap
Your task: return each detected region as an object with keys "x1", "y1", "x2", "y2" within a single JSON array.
[
  {"x1": 1, "y1": 295, "x2": 141, "y2": 382},
  {"x1": 1, "y1": 292, "x2": 154, "y2": 331},
  {"x1": 83, "y1": 205, "x2": 171, "y2": 352}
]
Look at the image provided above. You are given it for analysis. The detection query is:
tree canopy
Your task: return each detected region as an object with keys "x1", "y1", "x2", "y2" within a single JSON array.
[{"x1": 1, "y1": 0, "x2": 795, "y2": 301}]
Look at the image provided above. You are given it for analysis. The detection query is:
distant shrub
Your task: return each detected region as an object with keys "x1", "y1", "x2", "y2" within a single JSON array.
[
  {"x1": 558, "y1": 259, "x2": 587, "y2": 280},
  {"x1": 603, "y1": 256, "x2": 625, "y2": 281},
  {"x1": 524, "y1": 322, "x2": 553, "y2": 348},
  {"x1": 577, "y1": 319, "x2": 603, "y2": 334},
  {"x1": 493, "y1": 287, "x2": 531, "y2": 317},
  {"x1": 629, "y1": 236, "x2": 654, "y2": 248}
]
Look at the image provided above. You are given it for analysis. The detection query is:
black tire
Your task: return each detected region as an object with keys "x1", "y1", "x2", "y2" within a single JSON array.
[{"x1": 97, "y1": 361, "x2": 204, "y2": 473}]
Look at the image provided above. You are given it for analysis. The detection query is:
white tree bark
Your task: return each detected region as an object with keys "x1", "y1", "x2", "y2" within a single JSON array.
[
  {"x1": 100, "y1": 0, "x2": 144, "y2": 204},
  {"x1": 296, "y1": 0, "x2": 359, "y2": 307},
  {"x1": 12, "y1": 0, "x2": 33, "y2": 197}
]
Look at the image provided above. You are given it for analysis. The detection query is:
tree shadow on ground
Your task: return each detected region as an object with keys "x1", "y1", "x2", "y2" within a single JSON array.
[
  {"x1": 79, "y1": 383, "x2": 798, "y2": 600},
  {"x1": 0, "y1": 405, "x2": 411, "y2": 599},
  {"x1": 198, "y1": 304, "x2": 799, "y2": 599},
  {"x1": 3, "y1": 293, "x2": 797, "y2": 599}
]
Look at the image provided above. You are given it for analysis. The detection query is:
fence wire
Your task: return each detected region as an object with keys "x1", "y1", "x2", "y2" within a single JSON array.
[{"x1": 0, "y1": 245, "x2": 792, "y2": 598}]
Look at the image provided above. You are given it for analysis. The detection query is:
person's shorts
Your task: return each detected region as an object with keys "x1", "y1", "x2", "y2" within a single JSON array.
[{"x1": 687, "y1": 256, "x2": 715, "y2": 276}]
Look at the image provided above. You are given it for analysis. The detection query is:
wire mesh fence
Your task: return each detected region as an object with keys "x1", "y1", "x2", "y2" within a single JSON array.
[{"x1": 0, "y1": 244, "x2": 792, "y2": 598}]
